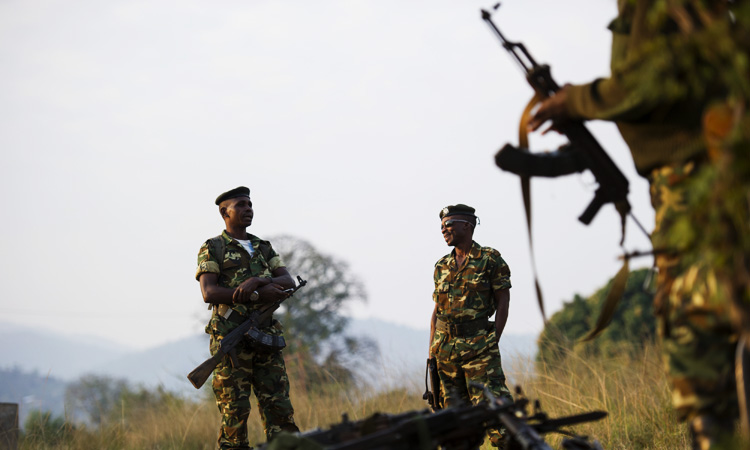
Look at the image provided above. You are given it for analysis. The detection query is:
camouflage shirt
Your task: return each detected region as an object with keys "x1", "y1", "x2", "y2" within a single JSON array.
[
  {"x1": 195, "y1": 230, "x2": 285, "y2": 316},
  {"x1": 433, "y1": 241, "x2": 511, "y2": 323}
]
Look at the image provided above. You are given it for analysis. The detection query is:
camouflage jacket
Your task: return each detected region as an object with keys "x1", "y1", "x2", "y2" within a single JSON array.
[
  {"x1": 195, "y1": 230, "x2": 286, "y2": 318},
  {"x1": 564, "y1": 0, "x2": 726, "y2": 174},
  {"x1": 433, "y1": 241, "x2": 511, "y2": 323}
]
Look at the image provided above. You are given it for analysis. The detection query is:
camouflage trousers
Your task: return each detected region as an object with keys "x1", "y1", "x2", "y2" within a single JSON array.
[
  {"x1": 209, "y1": 319, "x2": 298, "y2": 450},
  {"x1": 649, "y1": 161, "x2": 739, "y2": 433},
  {"x1": 430, "y1": 325, "x2": 513, "y2": 447}
]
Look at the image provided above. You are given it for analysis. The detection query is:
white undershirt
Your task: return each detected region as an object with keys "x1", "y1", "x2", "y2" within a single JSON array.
[{"x1": 235, "y1": 239, "x2": 255, "y2": 257}]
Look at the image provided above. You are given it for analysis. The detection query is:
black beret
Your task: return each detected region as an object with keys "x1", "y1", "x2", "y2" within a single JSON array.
[
  {"x1": 215, "y1": 186, "x2": 250, "y2": 205},
  {"x1": 439, "y1": 204, "x2": 477, "y2": 220}
]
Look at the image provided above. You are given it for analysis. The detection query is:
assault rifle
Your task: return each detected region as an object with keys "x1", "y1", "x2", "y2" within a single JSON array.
[
  {"x1": 422, "y1": 357, "x2": 443, "y2": 411},
  {"x1": 187, "y1": 275, "x2": 307, "y2": 389},
  {"x1": 260, "y1": 384, "x2": 606, "y2": 450},
  {"x1": 481, "y1": 5, "x2": 631, "y2": 226}
]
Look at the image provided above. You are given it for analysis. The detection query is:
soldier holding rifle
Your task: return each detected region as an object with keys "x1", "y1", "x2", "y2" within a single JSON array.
[
  {"x1": 429, "y1": 204, "x2": 514, "y2": 448},
  {"x1": 526, "y1": 1, "x2": 748, "y2": 448},
  {"x1": 196, "y1": 186, "x2": 299, "y2": 450}
]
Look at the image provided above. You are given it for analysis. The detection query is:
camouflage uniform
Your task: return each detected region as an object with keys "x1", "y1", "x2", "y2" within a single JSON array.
[
  {"x1": 558, "y1": 0, "x2": 744, "y2": 446},
  {"x1": 649, "y1": 162, "x2": 738, "y2": 433},
  {"x1": 429, "y1": 241, "x2": 513, "y2": 447},
  {"x1": 196, "y1": 231, "x2": 298, "y2": 450}
]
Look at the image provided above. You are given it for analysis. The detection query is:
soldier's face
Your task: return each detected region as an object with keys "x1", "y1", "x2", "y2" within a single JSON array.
[
  {"x1": 441, "y1": 216, "x2": 472, "y2": 246},
  {"x1": 223, "y1": 197, "x2": 254, "y2": 228}
]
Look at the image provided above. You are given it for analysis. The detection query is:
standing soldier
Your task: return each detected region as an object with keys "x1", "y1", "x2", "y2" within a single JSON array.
[
  {"x1": 196, "y1": 186, "x2": 299, "y2": 450},
  {"x1": 528, "y1": 1, "x2": 749, "y2": 448},
  {"x1": 429, "y1": 204, "x2": 514, "y2": 448}
]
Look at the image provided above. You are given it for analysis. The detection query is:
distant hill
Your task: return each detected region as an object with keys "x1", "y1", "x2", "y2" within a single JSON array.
[
  {"x1": 0, "y1": 322, "x2": 131, "y2": 380},
  {"x1": 0, "y1": 318, "x2": 536, "y2": 427},
  {"x1": 0, "y1": 367, "x2": 67, "y2": 429}
]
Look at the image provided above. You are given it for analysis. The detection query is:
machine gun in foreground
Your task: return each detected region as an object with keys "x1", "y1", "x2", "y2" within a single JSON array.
[{"x1": 260, "y1": 384, "x2": 606, "y2": 450}]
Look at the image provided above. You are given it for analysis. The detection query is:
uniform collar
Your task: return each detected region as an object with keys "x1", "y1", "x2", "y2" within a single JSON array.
[
  {"x1": 450, "y1": 241, "x2": 482, "y2": 267},
  {"x1": 221, "y1": 230, "x2": 258, "y2": 245}
]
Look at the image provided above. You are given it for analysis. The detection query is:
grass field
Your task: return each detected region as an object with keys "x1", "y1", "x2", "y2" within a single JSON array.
[{"x1": 19, "y1": 343, "x2": 690, "y2": 449}]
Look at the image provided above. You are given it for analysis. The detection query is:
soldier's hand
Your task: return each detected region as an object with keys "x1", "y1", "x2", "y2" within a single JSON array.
[
  {"x1": 528, "y1": 84, "x2": 571, "y2": 133},
  {"x1": 257, "y1": 283, "x2": 291, "y2": 303},
  {"x1": 232, "y1": 277, "x2": 264, "y2": 303}
]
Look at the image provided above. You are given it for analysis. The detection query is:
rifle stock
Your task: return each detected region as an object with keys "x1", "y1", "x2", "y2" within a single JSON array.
[{"x1": 187, "y1": 352, "x2": 223, "y2": 389}]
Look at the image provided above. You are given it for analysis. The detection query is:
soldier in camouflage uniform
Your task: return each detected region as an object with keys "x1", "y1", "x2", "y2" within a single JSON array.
[
  {"x1": 196, "y1": 186, "x2": 299, "y2": 450},
  {"x1": 429, "y1": 204, "x2": 514, "y2": 448},
  {"x1": 528, "y1": 1, "x2": 747, "y2": 448}
]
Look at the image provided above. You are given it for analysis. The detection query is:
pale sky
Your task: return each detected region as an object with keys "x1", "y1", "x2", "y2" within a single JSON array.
[{"x1": 0, "y1": 0, "x2": 654, "y2": 351}]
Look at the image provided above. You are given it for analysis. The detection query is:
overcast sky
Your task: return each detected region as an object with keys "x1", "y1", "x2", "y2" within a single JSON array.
[{"x1": 0, "y1": 0, "x2": 654, "y2": 351}]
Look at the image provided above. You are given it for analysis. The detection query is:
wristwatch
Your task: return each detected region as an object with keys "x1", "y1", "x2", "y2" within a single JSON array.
[{"x1": 250, "y1": 290, "x2": 259, "y2": 302}]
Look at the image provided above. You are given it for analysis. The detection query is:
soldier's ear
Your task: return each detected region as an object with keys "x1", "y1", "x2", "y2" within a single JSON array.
[{"x1": 220, "y1": 206, "x2": 228, "y2": 218}]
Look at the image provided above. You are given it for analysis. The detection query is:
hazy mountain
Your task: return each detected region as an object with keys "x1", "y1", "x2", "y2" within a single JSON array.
[
  {"x1": 0, "y1": 318, "x2": 537, "y2": 427},
  {"x1": 0, "y1": 322, "x2": 131, "y2": 380}
]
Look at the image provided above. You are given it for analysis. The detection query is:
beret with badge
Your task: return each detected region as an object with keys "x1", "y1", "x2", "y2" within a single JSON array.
[
  {"x1": 439, "y1": 203, "x2": 478, "y2": 220},
  {"x1": 215, "y1": 186, "x2": 251, "y2": 205}
]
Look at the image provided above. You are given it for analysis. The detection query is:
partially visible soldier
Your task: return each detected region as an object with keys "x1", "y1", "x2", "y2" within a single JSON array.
[
  {"x1": 528, "y1": 1, "x2": 749, "y2": 448},
  {"x1": 428, "y1": 204, "x2": 514, "y2": 448},
  {"x1": 196, "y1": 186, "x2": 300, "y2": 450}
]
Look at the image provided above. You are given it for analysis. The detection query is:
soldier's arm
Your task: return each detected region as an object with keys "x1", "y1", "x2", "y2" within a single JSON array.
[
  {"x1": 494, "y1": 288, "x2": 510, "y2": 343},
  {"x1": 199, "y1": 273, "x2": 236, "y2": 305},
  {"x1": 199, "y1": 271, "x2": 290, "y2": 305}
]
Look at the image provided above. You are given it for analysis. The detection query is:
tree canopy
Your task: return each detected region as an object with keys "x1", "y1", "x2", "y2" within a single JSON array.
[
  {"x1": 271, "y1": 235, "x2": 378, "y2": 387},
  {"x1": 537, "y1": 268, "x2": 656, "y2": 363}
]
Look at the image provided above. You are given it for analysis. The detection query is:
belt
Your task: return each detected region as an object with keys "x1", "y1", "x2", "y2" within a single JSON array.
[{"x1": 435, "y1": 317, "x2": 489, "y2": 337}]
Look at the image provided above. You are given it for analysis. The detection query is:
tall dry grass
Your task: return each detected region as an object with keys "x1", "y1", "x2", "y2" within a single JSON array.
[
  {"x1": 20, "y1": 343, "x2": 690, "y2": 449},
  {"x1": 505, "y1": 342, "x2": 690, "y2": 450}
]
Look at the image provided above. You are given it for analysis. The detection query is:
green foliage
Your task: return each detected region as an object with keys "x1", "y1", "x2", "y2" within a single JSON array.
[
  {"x1": 538, "y1": 268, "x2": 656, "y2": 363},
  {"x1": 271, "y1": 235, "x2": 378, "y2": 388},
  {"x1": 22, "y1": 410, "x2": 71, "y2": 445}
]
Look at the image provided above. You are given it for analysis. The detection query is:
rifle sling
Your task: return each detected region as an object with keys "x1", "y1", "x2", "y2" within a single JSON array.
[
  {"x1": 518, "y1": 93, "x2": 547, "y2": 324},
  {"x1": 517, "y1": 93, "x2": 631, "y2": 335}
]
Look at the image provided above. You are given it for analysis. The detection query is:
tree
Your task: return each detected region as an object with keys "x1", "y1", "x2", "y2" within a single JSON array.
[
  {"x1": 64, "y1": 374, "x2": 128, "y2": 426},
  {"x1": 537, "y1": 268, "x2": 656, "y2": 363},
  {"x1": 270, "y1": 235, "x2": 378, "y2": 387}
]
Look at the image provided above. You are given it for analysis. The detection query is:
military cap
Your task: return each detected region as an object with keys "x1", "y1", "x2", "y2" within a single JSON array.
[
  {"x1": 439, "y1": 204, "x2": 477, "y2": 220},
  {"x1": 215, "y1": 186, "x2": 250, "y2": 205}
]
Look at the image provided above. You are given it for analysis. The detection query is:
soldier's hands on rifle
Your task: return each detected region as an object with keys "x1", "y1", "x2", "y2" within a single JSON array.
[
  {"x1": 254, "y1": 283, "x2": 292, "y2": 303},
  {"x1": 231, "y1": 268, "x2": 295, "y2": 304},
  {"x1": 232, "y1": 276, "x2": 270, "y2": 303},
  {"x1": 528, "y1": 84, "x2": 572, "y2": 134}
]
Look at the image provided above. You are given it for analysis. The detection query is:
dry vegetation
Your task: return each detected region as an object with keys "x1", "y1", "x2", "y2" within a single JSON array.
[{"x1": 20, "y1": 343, "x2": 690, "y2": 450}]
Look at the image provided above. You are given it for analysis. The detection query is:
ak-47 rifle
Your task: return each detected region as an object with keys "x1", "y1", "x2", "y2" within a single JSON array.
[
  {"x1": 187, "y1": 275, "x2": 307, "y2": 389},
  {"x1": 481, "y1": 5, "x2": 649, "y2": 333},
  {"x1": 481, "y1": 5, "x2": 631, "y2": 227},
  {"x1": 422, "y1": 356, "x2": 443, "y2": 411},
  {"x1": 259, "y1": 384, "x2": 606, "y2": 450}
]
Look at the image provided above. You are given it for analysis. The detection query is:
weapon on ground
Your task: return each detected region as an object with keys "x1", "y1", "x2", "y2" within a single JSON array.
[
  {"x1": 187, "y1": 275, "x2": 307, "y2": 389},
  {"x1": 261, "y1": 384, "x2": 606, "y2": 450},
  {"x1": 481, "y1": 5, "x2": 631, "y2": 227},
  {"x1": 422, "y1": 356, "x2": 443, "y2": 411}
]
